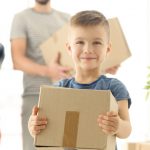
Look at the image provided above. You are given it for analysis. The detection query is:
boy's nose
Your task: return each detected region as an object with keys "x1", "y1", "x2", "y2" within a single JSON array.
[{"x1": 83, "y1": 44, "x2": 93, "y2": 53}]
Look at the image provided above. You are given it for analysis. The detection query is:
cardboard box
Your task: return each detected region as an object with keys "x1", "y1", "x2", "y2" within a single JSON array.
[
  {"x1": 127, "y1": 142, "x2": 150, "y2": 150},
  {"x1": 140, "y1": 143, "x2": 150, "y2": 150},
  {"x1": 127, "y1": 142, "x2": 140, "y2": 150},
  {"x1": 35, "y1": 86, "x2": 118, "y2": 150},
  {"x1": 101, "y1": 17, "x2": 131, "y2": 72},
  {"x1": 40, "y1": 17, "x2": 131, "y2": 73},
  {"x1": 36, "y1": 148, "x2": 63, "y2": 150}
]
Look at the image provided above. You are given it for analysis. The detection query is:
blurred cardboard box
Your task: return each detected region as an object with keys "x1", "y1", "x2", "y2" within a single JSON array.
[
  {"x1": 40, "y1": 24, "x2": 72, "y2": 67},
  {"x1": 35, "y1": 86, "x2": 118, "y2": 150},
  {"x1": 127, "y1": 142, "x2": 150, "y2": 150},
  {"x1": 127, "y1": 142, "x2": 140, "y2": 150},
  {"x1": 101, "y1": 17, "x2": 131, "y2": 72},
  {"x1": 40, "y1": 17, "x2": 131, "y2": 73},
  {"x1": 140, "y1": 143, "x2": 150, "y2": 150}
]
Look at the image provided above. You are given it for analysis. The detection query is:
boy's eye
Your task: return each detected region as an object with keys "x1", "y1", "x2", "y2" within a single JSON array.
[
  {"x1": 93, "y1": 41, "x2": 102, "y2": 45},
  {"x1": 76, "y1": 41, "x2": 84, "y2": 44}
]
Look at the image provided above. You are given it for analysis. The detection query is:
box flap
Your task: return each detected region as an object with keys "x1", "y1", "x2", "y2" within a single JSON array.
[
  {"x1": 35, "y1": 86, "x2": 117, "y2": 149},
  {"x1": 40, "y1": 24, "x2": 73, "y2": 67},
  {"x1": 100, "y1": 17, "x2": 131, "y2": 72}
]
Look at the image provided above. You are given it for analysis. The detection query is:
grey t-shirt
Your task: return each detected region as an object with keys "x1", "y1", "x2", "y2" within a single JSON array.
[{"x1": 10, "y1": 8, "x2": 70, "y2": 96}]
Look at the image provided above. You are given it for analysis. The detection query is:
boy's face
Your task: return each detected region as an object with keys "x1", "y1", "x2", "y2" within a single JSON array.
[{"x1": 67, "y1": 25, "x2": 111, "y2": 72}]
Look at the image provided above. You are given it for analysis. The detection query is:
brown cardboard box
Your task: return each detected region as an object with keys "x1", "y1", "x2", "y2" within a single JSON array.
[
  {"x1": 35, "y1": 86, "x2": 118, "y2": 150},
  {"x1": 127, "y1": 142, "x2": 150, "y2": 150},
  {"x1": 101, "y1": 17, "x2": 131, "y2": 72},
  {"x1": 40, "y1": 17, "x2": 131, "y2": 73},
  {"x1": 140, "y1": 143, "x2": 150, "y2": 150},
  {"x1": 127, "y1": 142, "x2": 140, "y2": 150},
  {"x1": 40, "y1": 24, "x2": 73, "y2": 68}
]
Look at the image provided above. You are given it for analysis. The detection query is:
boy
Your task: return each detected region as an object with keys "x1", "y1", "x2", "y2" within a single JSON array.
[{"x1": 28, "y1": 10, "x2": 132, "y2": 149}]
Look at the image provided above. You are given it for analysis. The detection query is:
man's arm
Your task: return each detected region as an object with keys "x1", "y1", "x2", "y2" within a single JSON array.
[{"x1": 11, "y1": 38, "x2": 72, "y2": 80}]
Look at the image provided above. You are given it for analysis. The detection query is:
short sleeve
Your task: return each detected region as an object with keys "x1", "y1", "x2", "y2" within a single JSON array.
[
  {"x1": 10, "y1": 13, "x2": 27, "y2": 40},
  {"x1": 53, "y1": 78, "x2": 73, "y2": 88},
  {"x1": 110, "y1": 78, "x2": 131, "y2": 108}
]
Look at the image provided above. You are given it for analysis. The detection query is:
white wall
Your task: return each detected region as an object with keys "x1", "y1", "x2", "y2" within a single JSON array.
[{"x1": 0, "y1": 0, "x2": 149, "y2": 149}]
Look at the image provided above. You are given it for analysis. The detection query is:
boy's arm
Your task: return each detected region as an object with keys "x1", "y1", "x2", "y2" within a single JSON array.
[{"x1": 116, "y1": 100, "x2": 132, "y2": 138}]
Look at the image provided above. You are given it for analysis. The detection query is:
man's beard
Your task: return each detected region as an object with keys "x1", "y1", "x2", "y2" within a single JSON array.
[{"x1": 36, "y1": 0, "x2": 50, "y2": 5}]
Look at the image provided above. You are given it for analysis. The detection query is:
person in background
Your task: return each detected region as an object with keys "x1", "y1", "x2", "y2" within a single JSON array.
[
  {"x1": 0, "y1": 43, "x2": 4, "y2": 68},
  {"x1": 28, "y1": 10, "x2": 132, "y2": 150},
  {"x1": 0, "y1": 43, "x2": 4, "y2": 142},
  {"x1": 10, "y1": 0, "x2": 72, "y2": 150}
]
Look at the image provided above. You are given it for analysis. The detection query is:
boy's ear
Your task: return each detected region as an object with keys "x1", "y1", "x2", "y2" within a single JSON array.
[
  {"x1": 66, "y1": 42, "x2": 72, "y2": 55},
  {"x1": 107, "y1": 42, "x2": 112, "y2": 53}
]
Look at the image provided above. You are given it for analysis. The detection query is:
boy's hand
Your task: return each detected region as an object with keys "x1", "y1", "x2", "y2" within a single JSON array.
[
  {"x1": 28, "y1": 106, "x2": 47, "y2": 138},
  {"x1": 97, "y1": 111, "x2": 120, "y2": 135}
]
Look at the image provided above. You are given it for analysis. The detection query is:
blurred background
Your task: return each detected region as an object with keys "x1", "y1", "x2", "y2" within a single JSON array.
[{"x1": 0, "y1": 0, "x2": 149, "y2": 149}]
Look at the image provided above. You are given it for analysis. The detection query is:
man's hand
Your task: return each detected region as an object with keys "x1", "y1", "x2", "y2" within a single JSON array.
[
  {"x1": 104, "y1": 65, "x2": 120, "y2": 75},
  {"x1": 48, "y1": 52, "x2": 73, "y2": 81}
]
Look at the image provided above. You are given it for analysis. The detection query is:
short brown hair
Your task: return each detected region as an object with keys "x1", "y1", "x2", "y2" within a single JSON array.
[{"x1": 70, "y1": 10, "x2": 110, "y2": 39}]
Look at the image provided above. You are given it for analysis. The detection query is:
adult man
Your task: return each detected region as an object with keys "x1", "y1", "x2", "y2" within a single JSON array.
[{"x1": 10, "y1": 0, "x2": 71, "y2": 149}]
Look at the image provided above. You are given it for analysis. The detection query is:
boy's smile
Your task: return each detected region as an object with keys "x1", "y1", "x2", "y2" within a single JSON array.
[
  {"x1": 79, "y1": 55, "x2": 97, "y2": 66},
  {"x1": 80, "y1": 56, "x2": 97, "y2": 60}
]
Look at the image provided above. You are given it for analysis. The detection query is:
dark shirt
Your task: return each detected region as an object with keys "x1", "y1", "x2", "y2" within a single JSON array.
[
  {"x1": 57, "y1": 75, "x2": 131, "y2": 108},
  {"x1": 0, "y1": 43, "x2": 4, "y2": 65}
]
